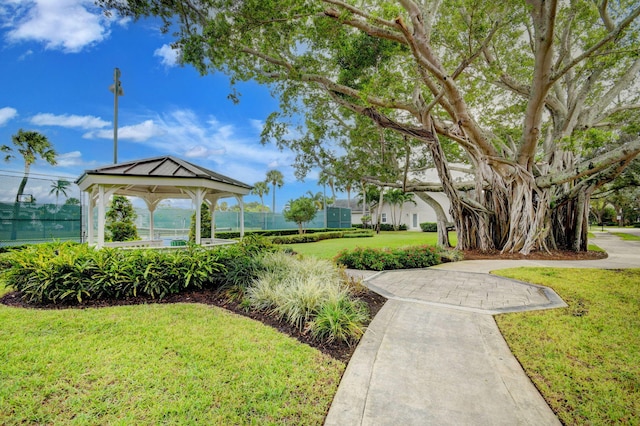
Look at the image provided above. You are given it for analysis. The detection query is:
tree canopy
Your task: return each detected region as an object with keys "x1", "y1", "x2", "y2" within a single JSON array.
[
  {"x1": 106, "y1": 195, "x2": 139, "y2": 242},
  {"x1": 283, "y1": 196, "x2": 318, "y2": 234},
  {"x1": 100, "y1": 0, "x2": 640, "y2": 253}
]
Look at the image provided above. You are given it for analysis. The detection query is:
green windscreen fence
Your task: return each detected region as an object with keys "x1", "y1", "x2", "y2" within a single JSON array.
[
  {"x1": 0, "y1": 171, "x2": 352, "y2": 246},
  {"x1": 134, "y1": 207, "x2": 352, "y2": 239},
  {"x1": 0, "y1": 172, "x2": 84, "y2": 247}
]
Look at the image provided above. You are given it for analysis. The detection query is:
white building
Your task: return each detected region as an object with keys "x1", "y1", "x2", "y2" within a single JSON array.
[{"x1": 334, "y1": 191, "x2": 452, "y2": 231}]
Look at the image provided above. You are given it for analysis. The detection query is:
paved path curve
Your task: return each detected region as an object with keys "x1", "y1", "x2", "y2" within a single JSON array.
[{"x1": 325, "y1": 231, "x2": 639, "y2": 425}]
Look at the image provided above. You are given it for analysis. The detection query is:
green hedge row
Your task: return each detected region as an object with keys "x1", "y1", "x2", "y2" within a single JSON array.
[
  {"x1": 1, "y1": 238, "x2": 275, "y2": 305},
  {"x1": 334, "y1": 245, "x2": 442, "y2": 271},
  {"x1": 209, "y1": 228, "x2": 354, "y2": 240},
  {"x1": 268, "y1": 230, "x2": 373, "y2": 244},
  {"x1": 352, "y1": 224, "x2": 408, "y2": 231}
]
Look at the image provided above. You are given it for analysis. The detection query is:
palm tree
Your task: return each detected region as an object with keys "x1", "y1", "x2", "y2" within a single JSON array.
[
  {"x1": 49, "y1": 179, "x2": 71, "y2": 207},
  {"x1": 251, "y1": 181, "x2": 270, "y2": 212},
  {"x1": 265, "y1": 169, "x2": 284, "y2": 213},
  {"x1": 2, "y1": 129, "x2": 57, "y2": 240},
  {"x1": 306, "y1": 191, "x2": 325, "y2": 210},
  {"x1": 318, "y1": 170, "x2": 336, "y2": 201},
  {"x1": 384, "y1": 189, "x2": 416, "y2": 230}
]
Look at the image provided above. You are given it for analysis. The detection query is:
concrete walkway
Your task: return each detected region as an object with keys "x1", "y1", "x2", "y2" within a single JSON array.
[{"x1": 325, "y1": 232, "x2": 639, "y2": 425}]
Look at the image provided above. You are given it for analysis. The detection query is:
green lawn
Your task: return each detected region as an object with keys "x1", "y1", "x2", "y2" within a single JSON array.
[
  {"x1": 289, "y1": 231, "x2": 456, "y2": 259},
  {"x1": 610, "y1": 232, "x2": 640, "y2": 241},
  {"x1": 494, "y1": 268, "x2": 640, "y2": 425},
  {"x1": 0, "y1": 301, "x2": 344, "y2": 424}
]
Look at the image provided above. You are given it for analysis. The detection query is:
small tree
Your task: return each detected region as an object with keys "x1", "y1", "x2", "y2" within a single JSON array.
[
  {"x1": 106, "y1": 195, "x2": 138, "y2": 242},
  {"x1": 189, "y1": 202, "x2": 211, "y2": 241},
  {"x1": 283, "y1": 197, "x2": 318, "y2": 234}
]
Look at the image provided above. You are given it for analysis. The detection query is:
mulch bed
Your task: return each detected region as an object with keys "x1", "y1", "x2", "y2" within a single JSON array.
[
  {"x1": 461, "y1": 249, "x2": 608, "y2": 261},
  {"x1": 0, "y1": 249, "x2": 605, "y2": 363}
]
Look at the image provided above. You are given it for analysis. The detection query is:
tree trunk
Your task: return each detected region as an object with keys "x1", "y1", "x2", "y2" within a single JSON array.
[
  {"x1": 11, "y1": 173, "x2": 30, "y2": 241},
  {"x1": 375, "y1": 188, "x2": 384, "y2": 234},
  {"x1": 414, "y1": 192, "x2": 451, "y2": 248}
]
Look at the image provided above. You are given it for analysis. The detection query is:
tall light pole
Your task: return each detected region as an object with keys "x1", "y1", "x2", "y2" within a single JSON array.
[{"x1": 109, "y1": 68, "x2": 124, "y2": 164}]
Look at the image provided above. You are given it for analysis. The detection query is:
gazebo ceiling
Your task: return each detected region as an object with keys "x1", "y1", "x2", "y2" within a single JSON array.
[{"x1": 76, "y1": 156, "x2": 253, "y2": 198}]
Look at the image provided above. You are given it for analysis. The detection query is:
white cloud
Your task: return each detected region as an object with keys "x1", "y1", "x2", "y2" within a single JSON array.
[
  {"x1": 154, "y1": 44, "x2": 180, "y2": 67},
  {"x1": 80, "y1": 108, "x2": 295, "y2": 179},
  {"x1": 249, "y1": 119, "x2": 264, "y2": 133},
  {"x1": 0, "y1": 107, "x2": 18, "y2": 126},
  {"x1": 18, "y1": 49, "x2": 33, "y2": 60},
  {"x1": 31, "y1": 113, "x2": 109, "y2": 129},
  {"x1": 84, "y1": 119, "x2": 166, "y2": 142},
  {"x1": 3, "y1": 0, "x2": 126, "y2": 53},
  {"x1": 184, "y1": 145, "x2": 226, "y2": 158},
  {"x1": 56, "y1": 151, "x2": 84, "y2": 167}
]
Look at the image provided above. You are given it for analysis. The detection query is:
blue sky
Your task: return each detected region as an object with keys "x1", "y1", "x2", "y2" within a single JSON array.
[{"x1": 0, "y1": 0, "x2": 329, "y2": 211}]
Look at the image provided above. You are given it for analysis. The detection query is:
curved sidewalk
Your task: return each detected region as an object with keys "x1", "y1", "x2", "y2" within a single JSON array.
[{"x1": 325, "y1": 232, "x2": 639, "y2": 425}]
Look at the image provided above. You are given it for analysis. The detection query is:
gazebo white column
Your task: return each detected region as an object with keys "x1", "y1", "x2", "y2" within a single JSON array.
[
  {"x1": 183, "y1": 187, "x2": 206, "y2": 245},
  {"x1": 142, "y1": 195, "x2": 164, "y2": 240},
  {"x1": 97, "y1": 186, "x2": 106, "y2": 247},
  {"x1": 95, "y1": 185, "x2": 120, "y2": 248},
  {"x1": 87, "y1": 190, "x2": 95, "y2": 245},
  {"x1": 234, "y1": 194, "x2": 245, "y2": 238},
  {"x1": 206, "y1": 195, "x2": 221, "y2": 239}
]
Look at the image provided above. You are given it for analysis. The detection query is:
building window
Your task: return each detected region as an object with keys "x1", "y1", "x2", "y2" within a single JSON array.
[{"x1": 381, "y1": 213, "x2": 387, "y2": 223}]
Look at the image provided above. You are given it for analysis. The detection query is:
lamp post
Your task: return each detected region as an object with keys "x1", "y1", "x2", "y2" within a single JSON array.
[{"x1": 109, "y1": 68, "x2": 124, "y2": 164}]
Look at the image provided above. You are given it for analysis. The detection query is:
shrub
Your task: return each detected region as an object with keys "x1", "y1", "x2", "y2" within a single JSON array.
[
  {"x1": 342, "y1": 230, "x2": 374, "y2": 238},
  {"x1": 246, "y1": 252, "x2": 369, "y2": 342},
  {"x1": 378, "y1": 223, "x2": 407, "y2": 231},
  {"x1": 334, "y1": 245, "x2": 442, "y2": 271},
  {"x1": 440, "y1": 249, "x2": 464, "y2": 262},
  {"x1": 207, "y1": 235, "x2": 277, "y2": 288},
  {"x1": 270, "y1": 234, "x2": 320, "y2": 244},
  {"x1": 309, "y1": 296, "x2": 369, "y2": 345},
  {"x1": 269, "y1": 230, "x2": 373, "y2": 244},
  {"x1": 1, "y1": 242, "x2": 225, "y2": 304},
  {"x1": 420, "y1": 222, "x2": 438, "y2": 232}
]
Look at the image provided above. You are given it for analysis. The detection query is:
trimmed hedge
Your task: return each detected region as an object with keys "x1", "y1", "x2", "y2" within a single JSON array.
[
  {"x1": 213, "y1": 228, "x2": 354, "y2": 239},
  {"x1": 1, "y1": 237, "x2": 276, "y2": 305},
  {"x1": 352, "y1": 224, "x2": 408, "y2": 231},
  {"x1": 420, "y1": 222, "x2": 438, "y2": 232},
  {"x1": 334, "y1": 245, "x2": 442, "y2": 271},
  {"x1": 268, "y1": 230, "x2": 374, "y2": 244}
]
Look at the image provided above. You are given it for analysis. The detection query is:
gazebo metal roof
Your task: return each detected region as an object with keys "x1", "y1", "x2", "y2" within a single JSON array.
[{"x1": 76, "y1": 156, "x2": 252, "y2": 197}]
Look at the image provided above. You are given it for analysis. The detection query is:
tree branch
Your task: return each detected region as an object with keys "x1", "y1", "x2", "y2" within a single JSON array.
[
  {"x1": 549, "y1": 5, "x2": 640, "y2": 84},
  {"x1": 536, "y1": 136, "x2": 640, "y2": 187},
  {"x1": 322, "y1": 8, "x2": 406, "y2": 44}
]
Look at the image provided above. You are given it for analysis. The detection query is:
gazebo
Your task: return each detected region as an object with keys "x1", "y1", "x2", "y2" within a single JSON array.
[{"x1": 76, "y1": 156, "x2": 252, "y2": 248}]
